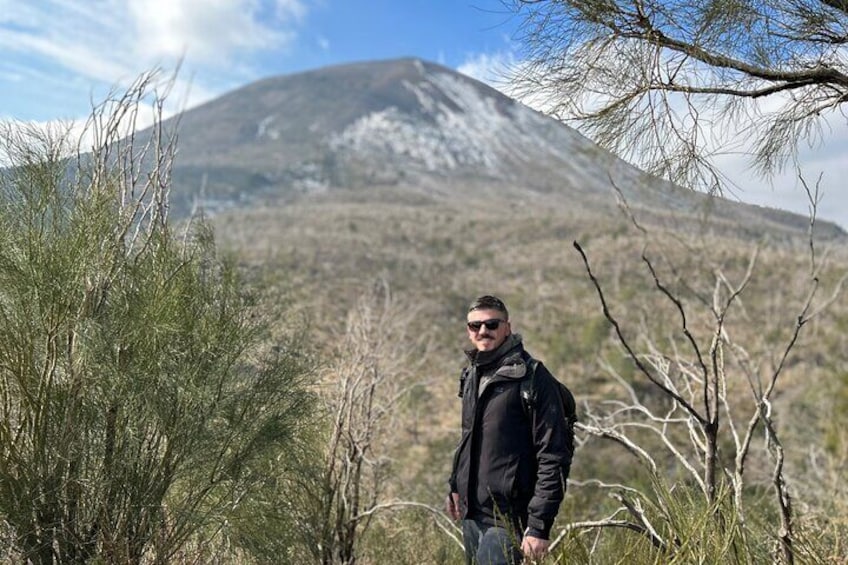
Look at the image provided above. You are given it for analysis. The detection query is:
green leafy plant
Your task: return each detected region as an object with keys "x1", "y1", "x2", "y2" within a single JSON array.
[{"x1": 0, "y1": 72, "x2": 313, "y2": 564}]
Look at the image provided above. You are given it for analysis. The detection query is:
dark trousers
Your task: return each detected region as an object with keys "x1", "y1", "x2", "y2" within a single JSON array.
[{"x1": 461, "y1": 519, "x2": 523, "y2": 565}]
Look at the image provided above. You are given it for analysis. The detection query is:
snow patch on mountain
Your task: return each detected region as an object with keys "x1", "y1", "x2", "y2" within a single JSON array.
[
  {"x1": 256, "y1": 115, "x2": 280, "y2": 140},
  {"x1": 328, "y1": 70, "x2": 565, "y2": 175}
]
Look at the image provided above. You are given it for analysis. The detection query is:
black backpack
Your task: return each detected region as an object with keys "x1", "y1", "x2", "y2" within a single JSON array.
[{"x1": 519, "y1": 355, "x2": 578, "y2": 448}]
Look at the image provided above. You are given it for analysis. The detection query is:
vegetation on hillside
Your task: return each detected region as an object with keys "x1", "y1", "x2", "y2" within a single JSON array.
[
  {"x1": 0, "y1": 74, "x2": 315, "y2": 563},
  {"x1": 212, "y1": 186, "x2": 848, "y2": 563},
  {"x1": 2, "y1": 69, "x2": 847, "y2": 563}
]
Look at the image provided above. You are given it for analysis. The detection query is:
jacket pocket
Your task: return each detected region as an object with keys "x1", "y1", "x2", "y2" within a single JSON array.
[
  {"x1": 503, "y1": 454, "x2": 520, "y2": 500},
  {"x1": 477, "y1": 453, "x2": 520, "y2": 509}
]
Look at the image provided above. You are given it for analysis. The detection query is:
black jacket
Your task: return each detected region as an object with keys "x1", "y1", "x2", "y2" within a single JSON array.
[{"x1": 448, "y1": 334, "x2": 573, "y2": 539}]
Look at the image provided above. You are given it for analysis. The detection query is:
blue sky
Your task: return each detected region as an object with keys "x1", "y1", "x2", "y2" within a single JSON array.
[
  {"x1": 0, "y1": 0, "x2": 522, "y2": 121},
  {"x1": 2, "y1": 0, "x2": 847, "y2": 229}
]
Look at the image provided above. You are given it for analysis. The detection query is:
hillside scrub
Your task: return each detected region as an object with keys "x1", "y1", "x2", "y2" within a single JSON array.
[
  {"x1": 0, "y1": 74, "x2": 315, "y2": 563},
  {"x1": 5, "y1": 70, "x2": 847, "y2": 564},
  {"x1": 558, "y1": 217, "x2": 844, "y2": 561},
  {"x1": 210, "y1": 191, "x2": 848, "y2": 563}
]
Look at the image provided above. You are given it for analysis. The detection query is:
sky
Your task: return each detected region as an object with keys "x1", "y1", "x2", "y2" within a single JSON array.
[{"x1": 2, "y1": 0, "x2": 847, "y2": 230}]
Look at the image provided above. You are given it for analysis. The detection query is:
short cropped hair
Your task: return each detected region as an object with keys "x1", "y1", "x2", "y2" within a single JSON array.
[{"x1": 468, "y1": 295, "x2": 509, "y2": 320}]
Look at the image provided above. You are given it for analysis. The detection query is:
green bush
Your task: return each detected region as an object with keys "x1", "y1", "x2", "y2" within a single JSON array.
[{"x1": 0, "y1": 77, "x2": 314, "y2": 563}]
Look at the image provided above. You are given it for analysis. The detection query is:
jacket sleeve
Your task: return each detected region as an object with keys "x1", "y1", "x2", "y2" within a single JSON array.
[
  {"x1": 525, "y1": 367, "x2": 574, "y2": 539},
  {"x1": 448, "y1": 435, "x2": 463, "y2": 493},
  {"x1": 448, "y1": 367, "x2": 471, "y2": 493}
]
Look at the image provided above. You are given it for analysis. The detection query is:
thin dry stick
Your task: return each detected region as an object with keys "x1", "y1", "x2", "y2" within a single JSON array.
[{"x1": 573, "y1": 241, "x2": 706, "y2": 425}]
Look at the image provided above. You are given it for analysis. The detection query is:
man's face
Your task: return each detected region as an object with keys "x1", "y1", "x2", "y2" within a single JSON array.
[{"x1": 466, "y1": 308, "x2": 511, "y2": 352}]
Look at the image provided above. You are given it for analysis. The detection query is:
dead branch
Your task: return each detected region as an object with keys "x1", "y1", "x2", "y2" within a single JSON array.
[{"x1": 353, "y1": 500, "x2": 463, "y2": 550}]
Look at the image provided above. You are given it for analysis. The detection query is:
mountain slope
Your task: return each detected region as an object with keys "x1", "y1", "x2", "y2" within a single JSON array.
[{"x1": 163, "y1": 57, "x2": 844, "y2": 240}]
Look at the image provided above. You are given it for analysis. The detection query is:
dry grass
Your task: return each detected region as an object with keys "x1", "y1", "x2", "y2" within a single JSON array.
[{"x1": 207, "y1": 186, "x2": 848, "y2": 561}]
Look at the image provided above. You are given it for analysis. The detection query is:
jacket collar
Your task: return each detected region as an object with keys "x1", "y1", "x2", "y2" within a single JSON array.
[{"x1": 465, "y1": 333, "x2": 525, "y2": 375}]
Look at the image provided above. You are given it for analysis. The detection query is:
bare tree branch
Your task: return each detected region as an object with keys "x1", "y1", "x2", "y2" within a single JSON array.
[
  {"x1": 353, "y1": 501, "x2": 464, "y2": 550},
  {"x1": 574, "y1": 240, "x2": 707, "y2": 425}
]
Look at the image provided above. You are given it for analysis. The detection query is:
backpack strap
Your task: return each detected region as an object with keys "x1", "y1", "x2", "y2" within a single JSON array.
[
  {"x1": 519, "y1": 355, "x2": 539, "y2": 415},
  {"x1": 519, "y1": 356, "x2": 578, "y2": 457},
  {"x1": 458, "y1": 367, "x2": 469, "y2": 398},
  {"x1": 520, "y1": 356, "x2": 578, "y2": 420}
]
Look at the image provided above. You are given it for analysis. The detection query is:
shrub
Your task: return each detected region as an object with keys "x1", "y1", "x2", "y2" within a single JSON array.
[{"x1": 0, "y1": 73, "x2": 313, "y2": 563}]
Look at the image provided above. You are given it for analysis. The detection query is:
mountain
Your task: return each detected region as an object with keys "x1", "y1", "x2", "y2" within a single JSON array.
[{"x1": 163, "y1": 57, "x2": 843, "y2": 240}]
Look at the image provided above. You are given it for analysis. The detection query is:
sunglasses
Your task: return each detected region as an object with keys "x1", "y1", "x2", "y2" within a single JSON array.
[{"x1": 467, "y1": 319, "x2": 506, "y2": 332}]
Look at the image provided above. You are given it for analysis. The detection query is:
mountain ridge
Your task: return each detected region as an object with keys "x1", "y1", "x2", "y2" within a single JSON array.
[{"x1": 158, "y1": 57, "x2": 844, "y2": 240}]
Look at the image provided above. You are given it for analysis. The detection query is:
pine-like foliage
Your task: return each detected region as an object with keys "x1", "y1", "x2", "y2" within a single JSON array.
[{"x1": 0, "y1": 73, "x2": 313, "y2": 563}]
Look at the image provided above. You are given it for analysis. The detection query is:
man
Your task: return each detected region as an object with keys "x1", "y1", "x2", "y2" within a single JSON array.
[{"x1": 446, "y1": 295, "x2": 574, "y2": 564}]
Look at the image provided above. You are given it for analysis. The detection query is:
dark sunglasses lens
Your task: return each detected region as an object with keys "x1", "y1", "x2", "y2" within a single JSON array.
[{"x1": 467, "y1": 319, "x2": 502, "y2": 331}]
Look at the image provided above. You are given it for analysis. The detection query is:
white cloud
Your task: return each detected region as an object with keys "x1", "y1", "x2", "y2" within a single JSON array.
[
  {"x1": 0, "y1": 3, "x2": 128, "y2": 82},
  {"x1": 317, "y1": 34, "x2": 330, "y2": 52},
  {"x1": 457, "y1": 50, "x2": 518, "y2": 91},
  {"x1": 1, "y1": 0, "x2": 313, "y2": 165},
  {"x1": 457, "y1": 50, "x2": 559, "y2": 116},
  {"x1": 0, "y1": 0, "x2": 310, "y2": 119},
  {"x1": 1, "y1": 27, "x2": 132, "y2": 84},
  {"x1": 127, "y1": 0, "x2": 305, "y2": 64},
  {"x1": 0, "y1": 0, "x2": 38, "y2": 26},
  {"x1": 275, "y1": 0, "x2": 307, "y2": 21}
]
